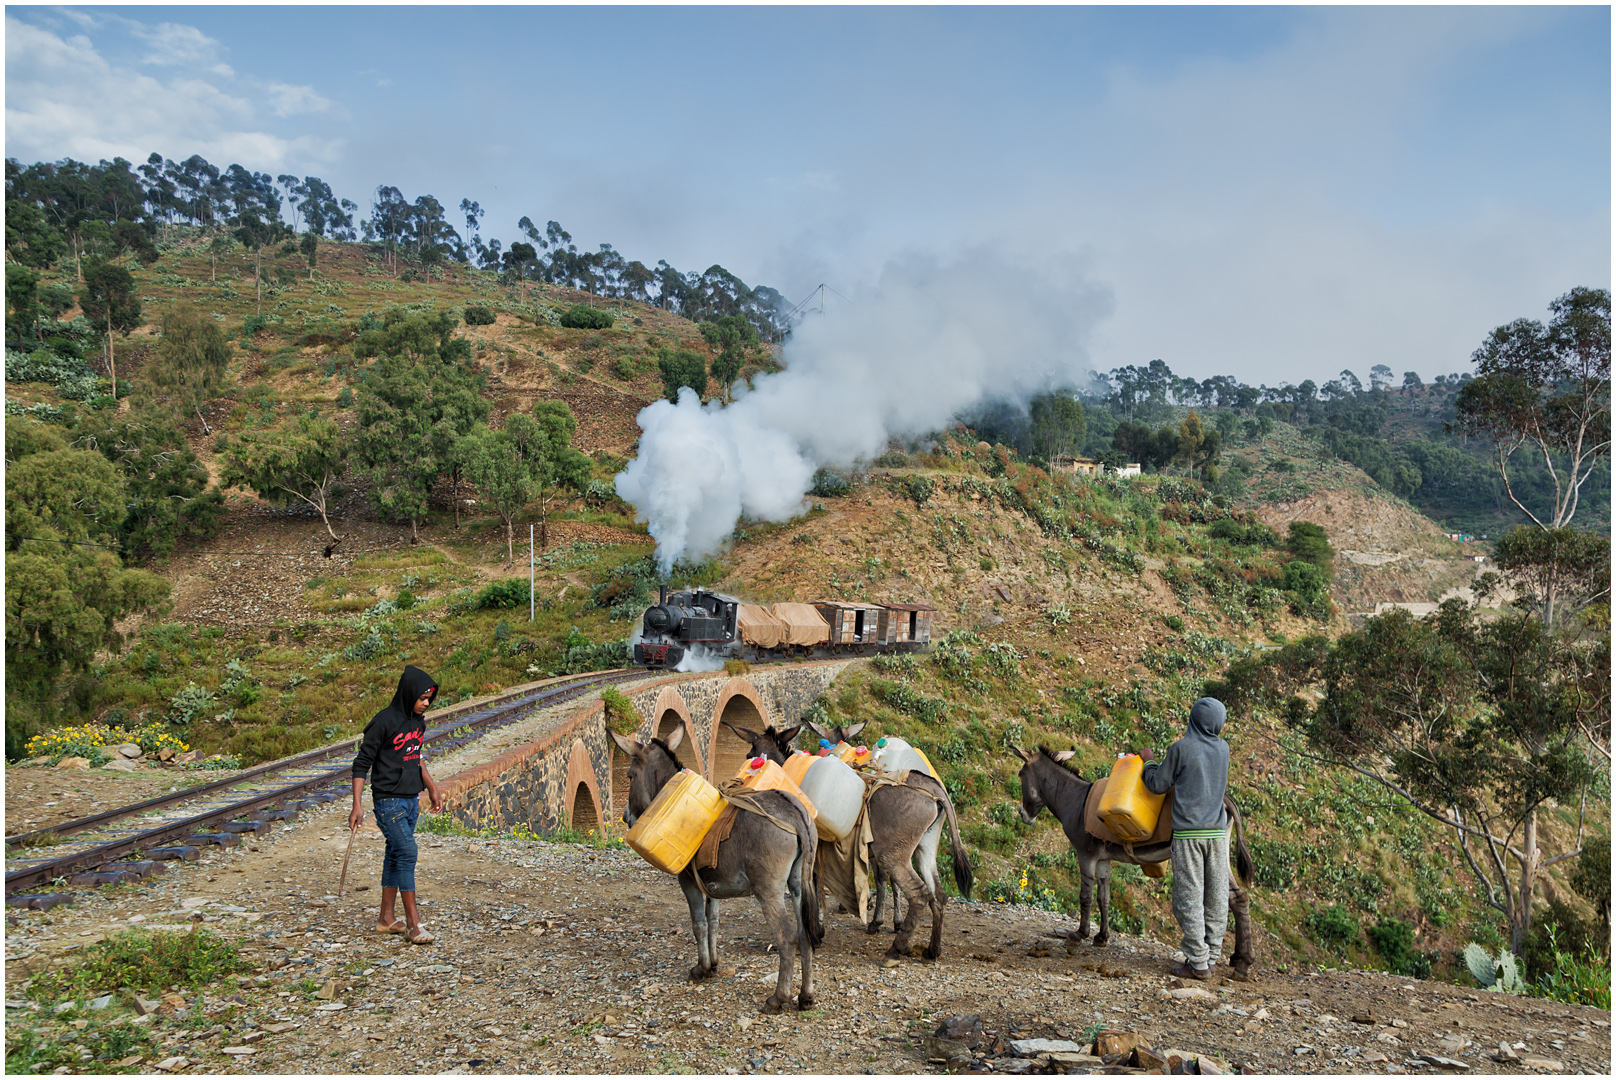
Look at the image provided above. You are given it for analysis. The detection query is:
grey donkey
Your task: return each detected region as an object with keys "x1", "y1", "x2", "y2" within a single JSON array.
[
  {"x1": 731, "y1": 720, "x2": 972, "y2": 964},
  {"x1": 1012, "y1": 745, "x2": 1257, "y2": 975},
  {"x1": 611, "y1": 726, "x2": 824, "y2": 1012}
]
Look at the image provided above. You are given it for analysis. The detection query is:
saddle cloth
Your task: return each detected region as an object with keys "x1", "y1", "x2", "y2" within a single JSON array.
[
  {"x1": 1083, "y1": 777, "x2": 1175, "y2": 847},
  {"x1": 693, "y1": 783, "x2": 808, "y2": 873}
]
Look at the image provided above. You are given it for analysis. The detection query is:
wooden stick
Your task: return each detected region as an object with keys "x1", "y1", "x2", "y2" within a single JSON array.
[{"x1": 338, "y1": 823, "x2": 358, "y2": 900}]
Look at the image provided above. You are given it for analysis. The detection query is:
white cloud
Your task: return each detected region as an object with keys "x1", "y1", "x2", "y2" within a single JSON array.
[
  {"x1": 3, "y1": 14, "x2": 339, "y2": 171},
  {"x1": 264, "y1": 82, "x2": 333, "y2": 118}
]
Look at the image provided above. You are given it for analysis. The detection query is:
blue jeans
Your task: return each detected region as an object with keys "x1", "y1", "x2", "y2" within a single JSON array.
[{"x1": 373, "y1": 797, "x2": 420, "y2": 892}]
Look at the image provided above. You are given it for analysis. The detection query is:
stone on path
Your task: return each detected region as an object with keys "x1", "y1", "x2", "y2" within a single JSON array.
[
  {"x1": 1418, "y1": 1053, "x2": 1471, "y2": 1070},
  {"x1": 55, "y1": 757, "x2": 90, "y2": 770},
  {"x1": 1093, "y1": 1031, "x2": 1146, "y2": 1056},
  {"x1": 1517, "y1": 1057, "x2": 1565, "y2": 1072},
  {"x1": 103, "y1": 758, "x2": 139, "y2": 772},
  {"x1": 1011, "y1": 1038, "x2": 1088, "y2": 1056},
  {"x1": 116, "y1": 744, "x2": 142, "y2": 759},
  {"x1": 154, "y1": 1057, "x2": 188, "y2": 1072}
]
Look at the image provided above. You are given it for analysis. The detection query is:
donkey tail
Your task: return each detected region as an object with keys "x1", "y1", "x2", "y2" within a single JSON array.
[
  {"x1": 794, "y1": 801, "x2": 825, "y2": 949},
  {"x1": 1226, "y1": 794, "x2": 1253, "y2": 889},
  {"x1": 939, "y1": 782, "x2": 974, "y2": 900}
]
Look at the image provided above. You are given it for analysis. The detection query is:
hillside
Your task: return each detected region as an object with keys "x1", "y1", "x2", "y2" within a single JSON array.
[{"x1": 5, "y1": 234, "x2": 1606, "y2": 997}]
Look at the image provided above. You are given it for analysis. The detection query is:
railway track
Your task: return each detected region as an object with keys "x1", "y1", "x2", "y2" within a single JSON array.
[{"x1": 4, "y1": 668, "x2": 646, "y2": 901}]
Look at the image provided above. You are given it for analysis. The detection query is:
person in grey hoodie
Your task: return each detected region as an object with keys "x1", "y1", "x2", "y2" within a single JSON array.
[{"x1": 1139, "y1": 697, "x2": 1230, "y2": 980}]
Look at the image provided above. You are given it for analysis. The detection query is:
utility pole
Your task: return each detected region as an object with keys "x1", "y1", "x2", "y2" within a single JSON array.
[{"x1": 529, "y1": 524, "x2": 535, "y2": 622}]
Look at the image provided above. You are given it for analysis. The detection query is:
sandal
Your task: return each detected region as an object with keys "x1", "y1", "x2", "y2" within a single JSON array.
[
  {"x1": 406, "y1": 925, "x2": 435, "y2": 945},
  {"x1": 375, "y1": 920, "x2": 406, "y2": 934}
]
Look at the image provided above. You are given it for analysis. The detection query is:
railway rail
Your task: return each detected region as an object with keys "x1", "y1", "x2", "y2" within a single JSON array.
[{"x1": 5, "y1": 668, "x2": 646, "y2": 900}]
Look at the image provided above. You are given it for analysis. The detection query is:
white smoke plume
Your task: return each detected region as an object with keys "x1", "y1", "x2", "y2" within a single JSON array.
[{"x1": 615, "y1": 250, "x2": 1113, "y2": 572}]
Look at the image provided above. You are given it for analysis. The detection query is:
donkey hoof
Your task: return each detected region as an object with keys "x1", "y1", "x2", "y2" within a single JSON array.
[
  {"x1": 881, "y1": 955, "x2": 902, "y2": 968},
  {"x1": 796, "y1": 993, "x2": 816, "y2": 1010},
  {"x1": 864, "y1": 922, "x2": 882, "y2": 935},
  {"x1": 688, "y1": 965, "x2": 715, "y2": 983},
  {"x1": 923, "y1": 944, "x2": 942, "y2": 961},
  {"x1": 760, "y1": 995, "x2": 787, "y2": 1015},
  {"x1": 1093, "y1": 934, "x2": 1110, "y2": 948}
]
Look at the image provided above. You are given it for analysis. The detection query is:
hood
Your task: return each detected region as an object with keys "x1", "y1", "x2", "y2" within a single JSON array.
[
  {"x1": 389, "y1": 664, "x2": 438, "y2": 717},
  {"x1": 1188, "y1": 697, "x2": 1227, "y2": 739}
]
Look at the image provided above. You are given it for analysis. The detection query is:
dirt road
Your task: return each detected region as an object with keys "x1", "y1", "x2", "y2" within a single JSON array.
[{"x1": 5, "y1": 797, "x2": 1608, "y2": 1076}]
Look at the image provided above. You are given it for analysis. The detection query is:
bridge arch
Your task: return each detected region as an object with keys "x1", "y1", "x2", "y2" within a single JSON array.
[
  {"x1": 652, "y1": 687, "x2": 704, "y2": 774},
  {"x1": 708, "y1": 677, "x2": 769, "y2": 783},
  {"x1": 565, "y1": 737, "x2": 604, "y2": 835}
]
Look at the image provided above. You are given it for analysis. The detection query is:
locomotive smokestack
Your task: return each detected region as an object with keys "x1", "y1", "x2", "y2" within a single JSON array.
[{"x1": 659, "y1": 583, "x2": 667, "y2": 605}]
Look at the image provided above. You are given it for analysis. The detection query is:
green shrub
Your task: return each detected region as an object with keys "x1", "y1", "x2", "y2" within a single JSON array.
[
  {"x1": 1247, "y1": 837, "x2": 1303, "y2": 890},
  {"x1": 1305, "y1": 904, "x2": 1360, "y2": 953},
  {"x1": 168, "y1": 683, "x2": 217, "y2": 727},
  {"x1": 1367, "y1": 916, "x2": 1430, "y2": 977},
  {"x1": 394, "y1": 588, "x2": 416, "y2": 610},
  {"x1": 477, "y1": 578, "x2": 531, "y2": 610},
  {"x1": 810, "y1": 469, "x2": 851, "y2": 498},
  {"x1": 1281, "y1": 559, "x2": 1331, "y2": 618},
  {"x1": 463, "y1": 304, "x2": 496, "y2": 326},
  {"x1": 559, "y1": 304, "x2": 614, "y2": 330},
  {"x1": 1285, "y1": 521, "x2": 1335, "y2": 573},
  {"x1": 600, "y1": 687, "x2": 643, "y2": 735}
]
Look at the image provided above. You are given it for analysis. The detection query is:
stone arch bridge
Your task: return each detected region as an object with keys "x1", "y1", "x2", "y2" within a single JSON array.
[{"x1": 432, "y1": 662, "x2": 848, "y2": 836}]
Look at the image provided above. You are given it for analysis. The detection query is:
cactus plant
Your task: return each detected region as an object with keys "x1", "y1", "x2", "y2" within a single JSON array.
[{"x1": 1463, "y1": 942, "x2": 1526, "y2": 993}]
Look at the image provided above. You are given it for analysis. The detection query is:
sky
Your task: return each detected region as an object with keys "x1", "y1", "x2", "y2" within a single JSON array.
[{"x1": 5, "y1": 5, "x2": 1610, "y2": 388}]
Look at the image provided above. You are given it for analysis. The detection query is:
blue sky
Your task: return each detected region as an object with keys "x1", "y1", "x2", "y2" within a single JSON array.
[{"x1": 6, "y1": 5, "x2": 1609, "y2": 386}]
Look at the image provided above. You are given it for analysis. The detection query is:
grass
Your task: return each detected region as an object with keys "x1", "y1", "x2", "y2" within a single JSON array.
[{"x1": 24, "y1": 927, "x2": 247, "y2": 1000}]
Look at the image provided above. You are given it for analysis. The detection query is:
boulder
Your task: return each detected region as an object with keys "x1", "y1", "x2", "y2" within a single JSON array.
[
  {"x1": 1093, "y1": 1032, "x2": 1147, "y2": 1057},
  {"x1": 115, "y1": 743, "x2": 142, "y2": 759},
  {"x1": 102, "y1": 758, "x2": 139, "y2": 772},
  {"x1": 175, "y1": 750, "x2": 203, "y2": 764},
  {"x1": 158, "y1": 747, "x2": 176, "y2": 762},
  {"x1": 56, "y1": 756, "x2": 90, "y2": 770}
]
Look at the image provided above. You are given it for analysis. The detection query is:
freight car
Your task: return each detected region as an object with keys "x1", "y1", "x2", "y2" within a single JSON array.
[{"x1": 633, "y1": 586, "x2": 935, "y2": 668}]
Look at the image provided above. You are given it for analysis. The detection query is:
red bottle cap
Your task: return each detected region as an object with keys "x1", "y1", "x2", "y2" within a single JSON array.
[{"x1": 749, "y1": 756, "x2": 765, "y2": 769}]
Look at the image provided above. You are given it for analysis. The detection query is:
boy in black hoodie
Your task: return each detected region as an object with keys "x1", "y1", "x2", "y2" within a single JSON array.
[{"x1": 351, "y1": 665, "x2": 443, "y2": 944}]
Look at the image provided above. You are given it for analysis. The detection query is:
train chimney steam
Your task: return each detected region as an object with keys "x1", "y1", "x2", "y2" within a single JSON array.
[{"x1": 615, "y1": 251, "x2": 1112, "y2": 571}]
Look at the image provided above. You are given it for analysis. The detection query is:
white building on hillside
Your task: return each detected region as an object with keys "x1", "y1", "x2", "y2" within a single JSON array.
[{"x1": 1113, "y1": 463, "x2": 1142, "y2": 478}]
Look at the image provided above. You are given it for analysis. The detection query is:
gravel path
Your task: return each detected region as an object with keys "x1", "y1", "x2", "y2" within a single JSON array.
[{"x1": 5, "y1": 798, "x2": 1609, "y2": 1076}]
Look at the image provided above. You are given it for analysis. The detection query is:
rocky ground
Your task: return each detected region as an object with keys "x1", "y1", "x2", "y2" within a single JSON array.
[{"x1": 5, "y1": 797, "x2": 1609, "y2": 1076}]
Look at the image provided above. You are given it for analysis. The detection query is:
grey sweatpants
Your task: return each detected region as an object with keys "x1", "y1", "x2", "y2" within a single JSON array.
[{"x1": 1170, "y1": 832, "x2": 1229, "y2": 968}]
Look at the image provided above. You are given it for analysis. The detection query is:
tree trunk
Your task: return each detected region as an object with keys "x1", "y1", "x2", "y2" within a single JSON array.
[
  {"x1": 105, "y1": 313, "x2": 116, "y2": 398},
  {"x1": 255, "y1": 252, "x2": 262, "y2": 315},
  {"x1": 1513, "y1": 808, "x2": 1539, "y2": 953},
  {"x1": 453, "y1": 468, "x2": 460, "y2": 529},
  {"x1": 505, "y1": 519, "x2": 514, "y2": 567},
  {"x1": 410, "y1": 517, "x2": 419, "y2": 545},
  {"x1": 539, "y1": 504, "x2": 549, "y2": 551},
  {"x1": 195, "y1": 401, "x2": 211, "y2": 435}
]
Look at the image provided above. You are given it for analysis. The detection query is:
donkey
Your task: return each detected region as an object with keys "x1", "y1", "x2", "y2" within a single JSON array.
[
  {"x1": 1012, "y1": 745, "x2": 1257, "y2": 975},
  {"x1": 611, "y1": 727, "x2": 823, "y2": 1012},
  {"x1": 729, "y1": 720, "x2": 972, "y2": 963}
]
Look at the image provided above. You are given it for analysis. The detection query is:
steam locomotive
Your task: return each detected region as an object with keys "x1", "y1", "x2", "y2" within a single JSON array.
[{"x1": 633, "y1": 585, "x2": 936, "y2": 668}]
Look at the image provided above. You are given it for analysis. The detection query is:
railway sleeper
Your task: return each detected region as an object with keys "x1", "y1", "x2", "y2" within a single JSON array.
[
  {"x1": 101, "y1": 860, "x2": 165, "y2": 879},
  {"x1": 218, "y1": 820, "x2": 273, "y2": 836},
  {"x1": 145, "y1": 846, "x2": 201, "y2": 862},
  {"x1": 68, "y1": 870, "x2": 139, "y2": 888},
  {"x1": 6, "y1": 893, "x2": 74, "y2": 911},
  {"x1": 251, "y1": 809, "x2": 299, "y2": 822},
  {"x1": 182, "y1": 832, "x2": 242, "y2": 849}
]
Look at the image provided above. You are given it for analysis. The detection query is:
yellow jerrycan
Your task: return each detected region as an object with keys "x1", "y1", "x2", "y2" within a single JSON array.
[
  {"x1": 1097, "y1": 753, "x2": 1166, "y2": 843},
  {"x1": 625, "y1": 768, "x2": 726, "y2": 874}
]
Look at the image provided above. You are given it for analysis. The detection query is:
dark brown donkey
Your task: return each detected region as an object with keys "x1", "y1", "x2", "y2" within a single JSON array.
[
  {"x1": 611, "y1": 727, "x2": 823, "y2": 1012},
  {"x1": 729, "y1": 721, "x2": 972, "y2": 964},
  {"x1": 1012, "y1": 746, "x2": 1257, "y2": 975}
]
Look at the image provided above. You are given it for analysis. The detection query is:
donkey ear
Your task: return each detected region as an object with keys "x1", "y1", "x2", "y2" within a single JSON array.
[
  {"x1": 805, "y1": 719, "x2": 832, "y2": 741},
  {"x1": 844, "y1": 721, "x2": 867, "y2": 738},
  {"x1": 775, "y1": 725, "x2": 802, "y2": 749},
  {"x1": 1011, "y1": 746, "x2": 1035, "y2": 763},
  {"x1": 1052, "y1": 750, "x2": 1077, "y2": 763},
  {"x1": 608, "y1": 731, "x2": 641, "y2": 757},
  {"x1": 721, "y1": 720, "x2": 760, "y2": 743},
  {"x1": 664, "y1": 724, "x2": 685, "y2": 751}
]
